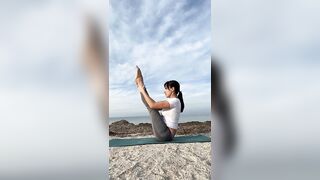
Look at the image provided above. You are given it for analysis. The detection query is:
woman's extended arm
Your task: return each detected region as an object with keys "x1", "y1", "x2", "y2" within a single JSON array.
[{"x1": 139, "y1": 85, "x2": 170, "y2": 110}]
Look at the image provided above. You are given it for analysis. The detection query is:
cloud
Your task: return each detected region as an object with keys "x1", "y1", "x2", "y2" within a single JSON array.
[
  {"x1": 0, "y1": 1, "x2": 83, "y2": 88},
  {"x1": 0, "y1": 0, "x2": 108, "y2": 177},
  {"x1": 109, "y1": 0, "x2": 211, "y2": 117},
  {"x1": 211, "y1": 1, "x2": 320, "y2": 174},
  {"x1": 212, "y1": 0, "x2": 320, "y2": 67},
  {"x1": 0, "y1": 0, "x2": 108, "y2": 89}
]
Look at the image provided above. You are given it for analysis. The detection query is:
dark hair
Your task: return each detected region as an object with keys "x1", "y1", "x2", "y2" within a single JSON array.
[{"x1": 164, "y1": 80, "x2": 185, "y2": 112}]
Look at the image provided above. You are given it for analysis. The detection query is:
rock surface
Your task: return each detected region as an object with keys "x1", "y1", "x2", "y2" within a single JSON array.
[{"x1": 109, "y1": 120, "x2": 211, "y2": 137}]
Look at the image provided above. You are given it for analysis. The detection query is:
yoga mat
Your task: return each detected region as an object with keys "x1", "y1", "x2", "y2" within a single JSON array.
[{"x1": 109, "y1": 135, "x2": 211, "y2": 147}]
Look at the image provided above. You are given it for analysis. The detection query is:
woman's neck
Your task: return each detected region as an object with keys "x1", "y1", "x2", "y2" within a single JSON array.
[{"x1": 169, "y1": 94, "x2": 177, "y2": 98}]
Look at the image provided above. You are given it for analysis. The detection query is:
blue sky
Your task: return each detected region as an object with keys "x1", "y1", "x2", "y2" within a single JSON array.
[{"x1": 109, "y1": 0, "x2": 212, "y2": 117}]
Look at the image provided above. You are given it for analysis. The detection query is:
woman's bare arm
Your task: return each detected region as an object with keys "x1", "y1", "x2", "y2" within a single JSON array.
[{"x1": 139, "y1": 85, "x2": 170, "y2": 110}]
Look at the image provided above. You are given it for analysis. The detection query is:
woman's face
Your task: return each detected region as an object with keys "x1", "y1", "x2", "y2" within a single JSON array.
[{"x1": 164, "y1": 86, "x2": 174, "y2": 98}]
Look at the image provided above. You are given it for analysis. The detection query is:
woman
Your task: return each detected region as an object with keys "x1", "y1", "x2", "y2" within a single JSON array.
[{"x1": 135, "y1": 66, "x2": 185, "y2": 141}]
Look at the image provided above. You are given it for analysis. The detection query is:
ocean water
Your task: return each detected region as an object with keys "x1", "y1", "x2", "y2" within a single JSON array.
[{"x1": 108, "y1": 114, "x2": 211, "y2": 125}]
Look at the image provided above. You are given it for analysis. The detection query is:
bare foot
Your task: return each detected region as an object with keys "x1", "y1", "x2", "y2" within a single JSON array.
[{"x1": 135, "y1": 66, "x2": 144, "y2": 86}]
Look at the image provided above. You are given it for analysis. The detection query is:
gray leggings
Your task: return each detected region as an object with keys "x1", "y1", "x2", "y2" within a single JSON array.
[{"x1": 140, "y1": 89, "x2": 173, "y2": 141}]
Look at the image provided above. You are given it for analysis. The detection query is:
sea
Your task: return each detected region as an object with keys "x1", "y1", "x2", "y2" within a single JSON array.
[{"x1": 108, "y1": 113, "x2": 211, "y2": 125}]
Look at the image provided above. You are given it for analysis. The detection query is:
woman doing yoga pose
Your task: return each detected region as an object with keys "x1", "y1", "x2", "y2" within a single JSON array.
[{"x1": 135, "y1": 66, "x2": 185, "y2": 141}]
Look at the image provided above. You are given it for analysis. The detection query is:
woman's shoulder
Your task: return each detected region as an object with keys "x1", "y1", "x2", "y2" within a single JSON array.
[
  {"x1": 166, "y1": 97, "x2": 180, "y2": 102},
  {"x1": 166, "y1": 98, "x2": 180, "y2": 106}
]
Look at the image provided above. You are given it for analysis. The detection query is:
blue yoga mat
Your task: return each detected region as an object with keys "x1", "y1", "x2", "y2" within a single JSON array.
[{"x1": 109, "y1": 135, "x2": 211, "y2": 147}]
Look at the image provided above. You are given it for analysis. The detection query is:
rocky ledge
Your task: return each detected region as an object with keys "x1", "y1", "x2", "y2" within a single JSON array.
[{"x1": 109, "y1": 120, "x2": 211, "y2": 137}]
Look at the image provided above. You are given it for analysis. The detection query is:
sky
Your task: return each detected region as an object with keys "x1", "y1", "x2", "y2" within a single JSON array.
[
  {"x1": 212, "y1": 0, "x2": 320, "y2": 179},
  {"x1": 0, "y1": 0, "x2": 319, "y2": 179},
  {"x1": 109, "y1": 0, "x2": 212, "y2": 117},
  {"x1": 0, "y1": 0, "x2": 108, "y2": 178},
  {"x1": 212, "y1": 0, "x2": 320, "y2": 149}
]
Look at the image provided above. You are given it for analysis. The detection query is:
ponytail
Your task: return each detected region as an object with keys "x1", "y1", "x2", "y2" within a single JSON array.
[
  {"x1": 177, "y1": 91, "x2": 185, "y2": 112},
  {"x1": 164, "y1": 80, "x2": 185, "y2": 113}
]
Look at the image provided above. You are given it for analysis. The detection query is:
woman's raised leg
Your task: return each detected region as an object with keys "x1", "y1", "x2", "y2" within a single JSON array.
[
  {"x1": 135, "y1": 67, "x2": 172, "y2": 141},
  {"x1": 140, "y1": 90, "x2": 173, "y2": 141}
]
